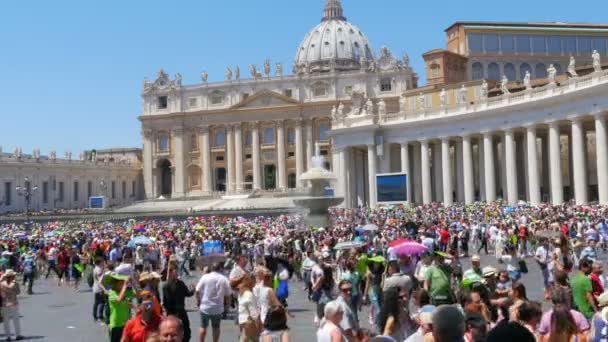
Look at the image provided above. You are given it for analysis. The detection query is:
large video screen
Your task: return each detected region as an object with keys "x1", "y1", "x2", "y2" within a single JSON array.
[
  {"x1": 89, "y1": 197, "x2": 105, "y2": 209},
  {"x1": 376, "y1": 173, "x2": 408, "y2": 203}
]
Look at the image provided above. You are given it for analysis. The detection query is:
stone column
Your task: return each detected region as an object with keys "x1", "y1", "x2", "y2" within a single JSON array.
[
  {"x1": 295, "y1": 119, "x2": 304, "y2": 187},
  {"x1": 462, "y1": 135, "x2": 474, "y2": 204},
  {"x1": 226, "y1": 125, "x2": 235, "y2": 193},
  {"x1": 526, "y1": 126, "x2": 541, "y2": 204},
  {"x1": 305, "y1": 120, "x2": 314, "y2": 170},
  {"x1": 432, "y1": 142, "x2": 443, "y2": 202},
  {"x1": 339, "y1": 148, "x2": 350, "y2": 206},
  {"x1": 199, "y1": 126, "x2": 212, "y2": 193},
  {"x1": 401, "y1": 142, "x2": 412, "y2": 203},
  {"x1": 595, "y1": 114, "x2": 608, "y2": 204},
  {"x1": 276, "y1": 120, "x2": 287, "y2": 191},
  {"x1": 367, "y1": 144, "x2": 377, "y2": 207},
  {"x1": 142, "y1": 129, "x2": 154, "y2": 199},
  {"x1": 571, "y1": 118, "x2": 588, "y2": 204},
  {"x1": 251, "y1": 122, "x2": 261, "y2": 190},
  {"x1": 483, "y1": 133, "x2": 496, "y2": 202},
  {"x1": 420, "y1": 140, "x2": 432, "y2": 204},
  {"x1": 441, "y1": 138, "x2": 453, "y2": 206},
  {"x1": 548, "y1": 122, "x2": 563, "y2": 204},
  {"x1": 478, "y1": 139, "x2": 486, "y2": 201},
  {"x1": 455, "y1": 141, "x2": 464, "y2": 202},
  {"x1": 234, "y1": 123, "x2": 244, "y2": 192},
  {"x1": 504, "y1": 129, "x2": 518, "y2": 204},
  {"x1": 173, "y1": 128, "x2": 186, "y2": 198}
]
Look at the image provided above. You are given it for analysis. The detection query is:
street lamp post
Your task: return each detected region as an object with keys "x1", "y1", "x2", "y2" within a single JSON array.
[{"x1": 15, "y1": 176, "x2": 38, "y2": 222}]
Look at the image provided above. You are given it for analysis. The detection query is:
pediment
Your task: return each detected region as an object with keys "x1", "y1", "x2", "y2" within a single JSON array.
[{"x1": 230, "y1": 89, "x2": 300, "y2": 110}]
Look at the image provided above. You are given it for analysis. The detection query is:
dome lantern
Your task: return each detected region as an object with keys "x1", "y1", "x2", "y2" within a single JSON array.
[{"x1": 322, "y1": 0, "x2": 346, "y2": 22}]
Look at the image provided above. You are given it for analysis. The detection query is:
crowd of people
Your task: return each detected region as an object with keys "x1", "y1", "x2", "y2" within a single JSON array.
[{"x1": 0, "y1": 201, "x2": 607, "y2": 341}]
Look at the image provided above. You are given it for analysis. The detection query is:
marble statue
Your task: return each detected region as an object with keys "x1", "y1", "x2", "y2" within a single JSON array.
[
  {"x1": 201, "y1": 71, "x2": 208, "y2": 83},
  {"x1": 403, "y1": 53, "x2": 410, "y2": 67},
  {"x1": 235, "y1": 66, "x2": 240, "y2": 80},
  {"x1": 440, "y1": 88, "x2": 447, "y2": 107},
  {"x1": 337, "y1": 102, "x2": 344, "y2": 117},
  {"x1": 418, "y1": 92, "x2": 426, "y2": 110},
  {"x1": 276, "y1": 63, "x2": 283, "y2": 77},
  {"x1": 314, "y1": 141, "x2": 321, "y2": 159},
  {"x1": 399, "y1": 94, "x2": 407, "y2": 113},
  {"x1": 524, "y1": 71, "x2": 531, "y2": 90},
  {"x1": 32, "y1": 148, "x2": 40, "y2": 160},
  {"x1": 365, "y1": 99, "x2": 374, "y2": 116},
  {"x1": 331, "y1": 105, "x2": 338, "y2": 121},
  {"x1": 378, "y1": 99, "x2": 387, "y2": 118},
  {"x1": 567, "y1": 56, "x2": 578, "y2": 77},
  {"x1": 369, "y1": 61, "x2": 377, "y2": 73},
  {"x1": 249, "y1": 64, "x2": 258, "y2": 79},
  {"x1": 481, "y1": 80, "x2": 489, "y2": 99},
  {"x1": 103, "y1": 156, "x2": 110, "y2": 164},
  {"x1": 593, "y1": 50, "x2": 602, "y2": 72},
  {"x1": 547, "y1": 64, "x2": 557, "y2": 83},
  {"x1": 143, "y1": 78, "x2": 151, "y2": 92},
  {"x1": 80, "y1": 151, "x2": 86, "y2": 161},
  {"x1": 458, "y1": 85, "x2": 467, "y2": 104},
  {"x1": 500, "y1": 75, "x2": 510, "y2": 95},
  {"x1": 225, "y1": 67, "x2": 232, "y2": 81},
  {"x1": 264, "y1": 60, "x2": 271, "y2": 78},
  {"x1": 13, "y1": 147, "x2": 21, "y2": 159},
  {"x1": 175, "y1": 73, "x2": 182, "y2": 86},
  {"x1": 0, "y1": 146, "x2": 2, "y2": 158},
  {"x1": 65, "y1": 152, "x2": 70, "y2": 160},
  {"x1": 50, "y1": 151, "x2": 56, "y2": 161}
]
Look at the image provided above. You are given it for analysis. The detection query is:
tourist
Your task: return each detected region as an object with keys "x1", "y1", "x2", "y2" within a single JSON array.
[
  {"x1": 21, "y1": 252, "x2": 35, "y2": 295},
  {"x1": 404, "y1": 304, "x2": 434, "y2": 342},
  {"x1": 486, "y1": 321, "x2": 535, "y2": 342},
  {"x1": 260, "y1": 306, "x2": 291, "y2": 342},
  {"x1": 253, "y1": 266, "x2": 281, "y2": 325},
  {"x1": 383, "y1": 260, "x2": 412, "y2": 295},
  {"x1": 316, "y1": 301, "x2": 344, "y2": 342},
  {"x1": 195, "y1": 262, "x2": 231, "y2": 342},
  {"x1": 107, "y1": 273, "x2": 136, "y2": 342},
  {"x1": 517, "y1": 301, "x2": 543, "y2": 339},
  {"x1": 340, "y1": 259, "x2": 362, "y2": 324},
  {"x1": 162, "y1": 268, "x2": 194, "y2": 342},
  {"x1": 329, "y1": 279, "x2": 357, "y2": 340},
  {"x1": 237, "y1": 273, "x2": 261, "y2": 342},
  {"x1": 572, "y1": 258, "x2": 598, "y2": 320},
  {"x1": 0, "y1": 270, "x2": 22, "y2": 341},
  {"x1": 463, "y1": 312, "x2": 487, "y2": 342},
  {"x1": 541, "y1": 305, "x2": 580, "y2": 342},
  {"x1": 158, "y1": 316, "x2": 184, "y2": 342},
  {"x1": 121, "y1": 293, "x2": 162, "y2": 342},
  {"x1": 424, "y1": 252, "x2": 454, "y2": 305},
  {"x1": 431, "y1": 305, "x2": 465, "y2": 342},
  {"x1": 377, "y1": 287, "x2": 413, "y2": 341},
  {"x1": 93, "y1": 258, "x2": 107, "y2": 323},
  {"x1": 538, "y1": 289, "x2": 590, "y2": 338}
]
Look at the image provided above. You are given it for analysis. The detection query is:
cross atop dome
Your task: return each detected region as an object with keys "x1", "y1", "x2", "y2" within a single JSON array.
[{"x1": 322, "y1": 0, "x2": 346, "y2": 22}]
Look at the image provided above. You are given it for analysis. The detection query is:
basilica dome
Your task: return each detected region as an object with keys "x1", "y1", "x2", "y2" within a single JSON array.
[{"x1": 294, "y1": 0, "x2": 374, "y2": 73}]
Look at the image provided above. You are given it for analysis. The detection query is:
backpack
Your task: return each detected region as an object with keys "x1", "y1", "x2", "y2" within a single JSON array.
[{"x1": 23, "y1": 259, "x2": 34, "y2": 274}]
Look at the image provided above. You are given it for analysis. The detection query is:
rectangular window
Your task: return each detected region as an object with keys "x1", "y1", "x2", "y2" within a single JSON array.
[
  {"x1": 467, "y1": 33, "x2": 483, "y2": 53},
  {"x1": 58, "y1": 182, "x2": 64, "y2": 202},
  {"x1": 320, "y1": 150, "x2": 328, "y2": 156},
  {"x1": 158, "y1": 96, "x2": 168, "y2": 109},
  {"x1": 73, "y1": 181, "x2": 79, "y2": 202},
  {"x1": 216, "y1": 156, "x2": 224, "y2": 161},
  {"x1": 283, "y1": 89, "x2": 292, "y2": 98},
  {"x1": 500, "y1": 35, "x2": 515, "y2": 53},
  {"x1": 210, "y1": 92, "x2": 224, "y2": 105},
  {"x1": 563, "y1": 36, "x2": 577, "y2": 55},
  {"x1": 531, "y1": 35, "x2": 546, "y2": 54},
  {"x1": 245, "y1": 154, "x2": 252, "y2": 159},
  {"x1": 484, "y1": 34, "x2": 499, "y2": 53},
  {"x1": 242, "y1": 93, "x2": 249, "y2": 100},
  {"x1": 87, "y1": 181, "x2": 92, "y2": 198},
  {"x1": 380, "y1": 78, "x2": 392, "y2": 92},
  {"x1": 111, "y1": 181, "x2": 116, "y2": 199},
  {"x1": 3, "y1": 182, "x2": 11, "y2": 206},
  {"x1": 343, "y1": 85, "x2": 353, "y2": 95},
  {"x1": 515, "y1": 35, "x2": 531, "y2": 53},
  {"x1": 547, "y1": 36, "x2": 562, "y2": 54},
  {"x1": 188, "y1": 98, "x2": 198, "y2": 108},
  {"x1": 122, "y1": 181, "x2": 126, "y2": 199},
  {"x1": 132, "y1": 181, "x2": 136, "y2": 197},
  {"x1": 288, "y1": 152, "x2": 295, "y2": 158},
  {"x1": 579, "y1": 36, "x2": 592, "y2": 54},
  {"x1": 159, "y1": 134, "x2": 169, "y2": 152},
  {"x1": 42, "y1": 182, "x2": 48, "y2": 204}
]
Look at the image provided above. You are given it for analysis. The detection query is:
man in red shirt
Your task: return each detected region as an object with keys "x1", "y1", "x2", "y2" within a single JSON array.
[
  {"x1": 121, "y1": 297, "x2": 162, "y2": 342},
  {"x1": 56, "y1": 247, "x2": 70, "y2": 287},
  {"x1": 590, "y1": 262, "x2": 605, "y2": 297},
  {"x1": 439, "y1": 227, "x2": 450, "y2": 252}
]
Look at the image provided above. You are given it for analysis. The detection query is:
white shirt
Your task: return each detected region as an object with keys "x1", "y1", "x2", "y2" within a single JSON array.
[
  {"x1": 238, "y1": 290, "x2": 259, "y2": 324},
  {"x1": 535, "y1": 245, "x2": 548, "y2": 265},
  {"x1": 195, "y1": 271, "x2": 231, "y2": 315}
]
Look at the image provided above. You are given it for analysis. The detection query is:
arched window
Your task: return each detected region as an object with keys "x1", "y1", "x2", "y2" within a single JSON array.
[
  {"x1": 190, "y1": 133, "x2": 198, "y2": 152},
  {"x1": 471, "y1": 62, "x2": 484, "y2": 80},
  {"x1": 188, "y1": 166, "x2": 201, "y2": 189},
  {"x1": 318, "y1": 123, "x2": 330, "y2": 141},
  {"x1": 535, "y1": 63, "x2": 547, "y2": 79},
  {"x1": 158, "y1": 134, "x2": 169, "y2": 152},
  {"x1": 214, "y1": 129, "x2": 225, "y2": 147},
  {"x1": 504, "y1": 63, "x2": 516, "y2": 81},
  {"x1": 487, "y1": 63, "x2": 500, "y2": 80},
  {"x1": 264, "y1": 127, "x2": 275, "y2": 144},
  {"x1": 287, "y1": 128, "x2": 295, "y2": 145},
  {"x1": 519, "y1": 63, "x2": 532, "y2": 80},
  {"x1": 288, "y1": 174, "x2": 297, "y2": 189}
]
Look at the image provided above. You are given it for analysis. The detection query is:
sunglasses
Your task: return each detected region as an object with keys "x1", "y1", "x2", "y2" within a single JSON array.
[{"x1": 340, "y1": 288, "x2": 353, "y2": 293}]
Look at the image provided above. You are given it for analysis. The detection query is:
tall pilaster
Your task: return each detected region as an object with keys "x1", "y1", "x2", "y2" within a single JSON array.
[
  {"x1": 441, "y1": 138, "x2": 453, "y2": 206},
  {"x1": 462, "y1": 135, "x2": 474, "y2": 204},
  {"x1": 339, "y1": 147, "x2": 350, "y2": 206},
  {"x1": 276, "y1": 120, "x2": 287, "y2": 190},
  {"x1": 226, "y1": 125, "x2": 235, "y2": 193},
  {"x1": 595, "y1": 114, "x2": 608, "y2": 205},
  {"x1": 199, "y1": 126, "x2": 212, "y2": 193},
  {"x1": 305, "y1": 120, "x2": 314, "y2": 170},
  {"x1": 173, "y1": 128, "x2": 186, "y2": 198},
  {"x1": 142, "y1": 129, "x2": 154, "y2": 199},
  {"x1": 526, "y1": 126, "x2": 540, "y2": 204},
  {"x1": 295, "y1": 119, "x2": 304, "y2": 187},
  {"x1": 234, "y1": 123, "x2": 244, "y2": 192},
  {"x1": 432, "y1": 142, "x2": 443, "y2": 202},
  {"x1": 548, "y1": 122, "x2": 563, "y2": 204},
  {"x1": 251, "y1": 122, "x2": 261, "y2": 190},
  {"x1": 483, "y1": 133, "x2": 496, "y2": 202},
  {"x1": 571, "y1": 118, "x2": 588, "y2": 204},
  {"x1": 420, "y1": 140, "x2": 432, "y2": 204},
  {"x1": 504, "y1": 129, "x2": 518, "y2": 204},
  {"x1": 367, "y1": 144, "x2": 377, "y2": 207},
  {"x1": 400, "y1": 142, "x2": 412, "y2": 203}
]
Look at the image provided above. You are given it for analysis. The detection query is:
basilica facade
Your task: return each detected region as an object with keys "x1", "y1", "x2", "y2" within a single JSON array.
[{"x1": 140, "y1": 0, "x2": 608, "y2": 207}]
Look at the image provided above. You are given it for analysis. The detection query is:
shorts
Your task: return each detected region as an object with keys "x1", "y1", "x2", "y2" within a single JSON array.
[{"x1": 200, "y1": 312, "x2": 222, "y2": 329}]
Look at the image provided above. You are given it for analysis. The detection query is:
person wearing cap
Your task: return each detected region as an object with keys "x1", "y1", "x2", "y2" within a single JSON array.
[
  {"x1": 589, "y1": 292, "x2": 608, "y2": 341},
  {"x1": 404, "y1": 305, "x2": 435, "y2": 342},
  {"x1": 424, "y1": 252, "x2": 454, "y2": 306},
  {"x1": 121, "y1": 291, "x2": 162, "y2": 342},
  {"x1": 107, "y1": 273, "x2": 136, "y2": 342},
  {"x1": 462, "y1": 255, "x2": 483, "y2": 288},
  {"x1": 0, "y1": 270, "x2": 22, "y2": 341},
  {"x1": 162, "y1": 267, "x2": 194, "y2": 342}
]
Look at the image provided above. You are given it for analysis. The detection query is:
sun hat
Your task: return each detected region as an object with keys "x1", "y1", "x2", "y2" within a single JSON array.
[
  {"x1": 471, "y1": 255, "x2": 481, "y2": 262},
  {"x1": 482, "y1": 266, "x2": 497, "y2": 277},
  {"x1": 102, "y1": 272, "x2": 129, "y2": 288}
]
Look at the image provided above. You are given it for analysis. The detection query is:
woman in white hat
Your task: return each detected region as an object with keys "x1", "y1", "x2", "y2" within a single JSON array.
[{"x1": 0, "y1": 269, "x2": 23, "y2": 340}]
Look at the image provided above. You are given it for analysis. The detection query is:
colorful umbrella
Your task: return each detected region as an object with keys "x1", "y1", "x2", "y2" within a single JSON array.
[
  {"x1": 388, "y1": 238, "x2": 411, "y2": 248},
  {"x1": 392, "y1": 241, "x2": 428, "y2": 256},
  {"x1": 362, "y1": 224, "x2": 379, "y2": 232},
  {"x1": 334, "y1": 241, "x2": 366, "y2": 250}
]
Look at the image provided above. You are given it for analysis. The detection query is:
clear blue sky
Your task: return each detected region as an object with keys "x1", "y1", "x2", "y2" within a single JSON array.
[{"x1": 1, "y1": 0, "x2": 605, "y2": 156}]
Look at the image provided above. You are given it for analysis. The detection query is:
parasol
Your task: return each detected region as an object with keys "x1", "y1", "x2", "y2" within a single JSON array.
[
  {"x1": 362, "y1": 224, "x2": 379, "y2": 232},
  {"x1": 392, "y1": 241, "x2": 428, "y2": 256},
  {"x1": 334, "y1": 241, "x2": 366, "y2": 251},
  {"x1": 129, "y1": 235, "x2": 153, "y2": 247},
  {"x1": 388, "y1": 238, "x2": 411, "y2": 248}
]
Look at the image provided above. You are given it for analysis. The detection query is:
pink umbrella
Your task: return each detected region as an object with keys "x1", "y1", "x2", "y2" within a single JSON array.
[
  {"x1": 392, "y1": 241, "x2": 428, "y2": 256},
  {"x1": 389, "y1": 238, "x2": 411, "y2": 248}
]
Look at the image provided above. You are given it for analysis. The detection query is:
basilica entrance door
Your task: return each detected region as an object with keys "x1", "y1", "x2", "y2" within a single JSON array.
[
  {"x1": 264, "y1": 165, "x2": 276, "y2": 190},
  {"x1": 158, "y1": 159, "x2": 172, "y2": 197}
]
